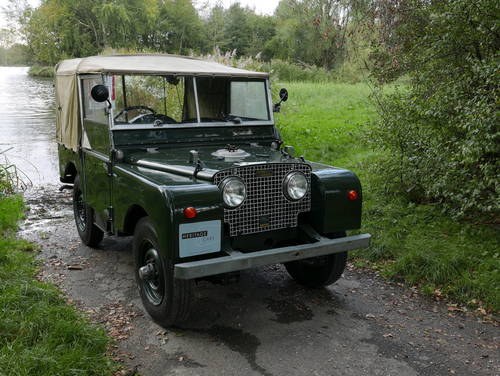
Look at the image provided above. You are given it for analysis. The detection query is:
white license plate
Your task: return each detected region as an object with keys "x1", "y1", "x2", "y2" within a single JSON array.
[{"x1": 178, "y1": 220, "x2": 221, "y2": 258}]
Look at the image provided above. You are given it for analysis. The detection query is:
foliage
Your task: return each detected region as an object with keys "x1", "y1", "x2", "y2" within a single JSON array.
[
  {"x1": 359, "y1": 172, "x2": 500, "y2": 312},
  {"x1": 278, "y1": 81, "x2": 499, "y2": 312},
  {"x1": 16, "y1": 0, "x2": 206, "y2": 65},
  {"x1": 201, "y1": 51, "x2": 340, "y2": 82},
  {"x1": 369, "y1": 0, "x2": 499, "y2": 220},
  {"x1": 0, "y1": 153, "x2": 32, "y2": 195},
  {"x1": 9, "y1": 0, "x2": 370, "y2": 82},
  {"x1": 271, "y1": 0, "x2": 352, "y2": 69},
  {"x1": 153, "y1": 0, "x2": 205, "y2": 54},
  {"x1": 0, "y1": 193, "x2": 115, "y2": 375},
  {"x1": 209, "y1": 4, "x2": 252, "y2": 56},
  {"x1": 28, "y1": 65, "x2": 54, "y2": 77},
  {"x1": 268, "y1": 60, "x2": 337, "y2": 82},
  {"x1": 21, "y1": 0, "x2": 101, "y2": 65},
  {"x1": 0, "y1": 44, "x2": 31, "y2": 65}
]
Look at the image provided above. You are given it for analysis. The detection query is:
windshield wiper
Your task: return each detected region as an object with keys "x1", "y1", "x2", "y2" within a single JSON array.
[{"x1": 224, "y1": 114, "x2": 242, "y2": 124}]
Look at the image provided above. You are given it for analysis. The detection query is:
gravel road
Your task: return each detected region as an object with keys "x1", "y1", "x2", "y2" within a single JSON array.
[{"x1": 21, "y1": 185, "x2": 499, "y2": 376}]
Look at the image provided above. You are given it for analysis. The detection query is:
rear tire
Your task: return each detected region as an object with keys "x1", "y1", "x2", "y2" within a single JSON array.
[
  {"x1": 73, "y1": 175, "x2": 104, "y2": 247},
  {"x1": 284, "y1": 232, "x2": 347, "y2": 288},
  {"x1": 133, "y1": 217, "x2": 193, "y2": 327}
]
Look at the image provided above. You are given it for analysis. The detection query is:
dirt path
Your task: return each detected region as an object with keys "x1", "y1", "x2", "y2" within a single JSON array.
[{"x1": 21, "y1": 185, "x2": 499, "y2": 376}]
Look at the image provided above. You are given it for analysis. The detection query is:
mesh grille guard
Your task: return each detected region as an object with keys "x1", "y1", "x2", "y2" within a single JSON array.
[{"x1": 213, "y1": 163, "x2": 311, "y2": 236}]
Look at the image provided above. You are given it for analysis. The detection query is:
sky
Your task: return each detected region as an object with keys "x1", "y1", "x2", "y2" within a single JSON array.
[
  {"x1": 0, "y1": 0, "x2": 281, "y2": 30},
  {"x1": 0, "y1": 0, "x2": 41, "y2": 30}
]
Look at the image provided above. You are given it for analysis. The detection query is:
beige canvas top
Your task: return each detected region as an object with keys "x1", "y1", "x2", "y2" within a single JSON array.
[
  {"x1": 55, "y1": 54, "x2": 268, "y2": 77},
  {"x1": 55, "y1": 55, "x2": 269, "y2": 151},
  {"x1": 55, "y1": 69, "x2": 80, "y2": 151}
]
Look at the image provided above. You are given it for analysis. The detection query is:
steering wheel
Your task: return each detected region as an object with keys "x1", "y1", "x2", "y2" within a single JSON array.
[
  {"x1": 114, "y1": 106, "x2": 156, "y2": 122},
  {"x1": 114, "y1": 106, "x2": 178, "y2": 125}
]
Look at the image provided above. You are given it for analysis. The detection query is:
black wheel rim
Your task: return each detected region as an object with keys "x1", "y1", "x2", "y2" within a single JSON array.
[
  {"x1": 140, "y1": 246, "x2": 164, "y2": 306},
  {"x1": 75, "y1": 190, "x2": 87, "y2": 232}
]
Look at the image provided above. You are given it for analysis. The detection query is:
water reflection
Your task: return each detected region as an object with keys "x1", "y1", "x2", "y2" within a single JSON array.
[{"x1": 0, "y1": 66, "x2": 57, "y2": 186}]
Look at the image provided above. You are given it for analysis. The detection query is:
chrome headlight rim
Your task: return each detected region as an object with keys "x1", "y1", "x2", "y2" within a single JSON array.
[
  {"x1": 219, "y1": 176, "x2": 247, "y2": 208},
  {"x1": 283, "y1": 171, "x2": 308, "y2": 201}
]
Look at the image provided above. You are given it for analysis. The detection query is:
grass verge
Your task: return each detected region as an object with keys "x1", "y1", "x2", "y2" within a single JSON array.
[
  {"x1": 0, "y1": 194, "x2": 114, "y2": 375},
  {"x1": 276, "y1": 81, "x2": 499, "y2": 313}
]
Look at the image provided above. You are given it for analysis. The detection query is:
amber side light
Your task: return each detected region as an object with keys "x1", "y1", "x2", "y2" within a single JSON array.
[
  {"x1": 347, "y1": 190, "x2": 359, "y2": 201},
  {"x1": 183, "y1": 207, "x2": 197, "y2": 219}
]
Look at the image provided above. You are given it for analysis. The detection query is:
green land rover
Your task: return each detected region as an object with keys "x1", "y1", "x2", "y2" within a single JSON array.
[{"x1": 55, "y1": 54, "x2": 371, "y2": 327}]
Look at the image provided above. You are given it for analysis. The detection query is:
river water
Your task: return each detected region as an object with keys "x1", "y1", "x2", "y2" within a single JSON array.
[{"x1": 0, "y1": 66, "x2": 58, "y2": 186}]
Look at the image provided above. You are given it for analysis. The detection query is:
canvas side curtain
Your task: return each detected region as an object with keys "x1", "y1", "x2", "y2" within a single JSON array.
[{"x1": 55, "y1": 74, "x2": 80, "y2": 151}]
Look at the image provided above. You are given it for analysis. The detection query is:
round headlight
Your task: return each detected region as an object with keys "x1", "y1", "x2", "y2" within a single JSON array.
[
  {"x1": 283, "y1": 172, "x2": 308, "y2": 201},
  {"x1": 220, "y1": 177, "x2": 246, "y2": 208}
]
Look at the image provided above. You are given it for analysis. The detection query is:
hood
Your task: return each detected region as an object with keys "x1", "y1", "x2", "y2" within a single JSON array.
[{"x1": 124, "y1": 143, "x2": 309, "y2": 181}]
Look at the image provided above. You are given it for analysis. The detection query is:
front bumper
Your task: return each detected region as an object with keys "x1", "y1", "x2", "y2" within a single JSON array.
[{"x1": 174, "y1": 232, "x2": 371, "y2": 279}]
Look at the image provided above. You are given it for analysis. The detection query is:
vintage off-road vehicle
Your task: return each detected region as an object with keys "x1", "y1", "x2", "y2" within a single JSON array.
[{"x1": 55, "y1": 55, "x2": 371, "y2": 327}]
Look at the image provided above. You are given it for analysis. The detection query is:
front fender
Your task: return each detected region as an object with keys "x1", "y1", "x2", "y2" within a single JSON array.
[
  {"x1": 309, "y1": 167, "x2": 362, "y2": 234},
  {"x1": 163, "y1": 184, "x2": 223, "y2": 261}
]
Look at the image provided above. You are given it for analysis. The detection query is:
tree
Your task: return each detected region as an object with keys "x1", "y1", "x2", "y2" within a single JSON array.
[
  {"x1": 205, "y1": 4, "x2": 225, "y2": 53},
  {"x1": 0, "y1": 43, "x2": 30, "y2": 65},
  {"x1": 221, "y1": 4, "x2": 253, "y2": 56},
  {"x1": 246, "y1": 13, "x2": 276, "y2": 59},
  {"x1": 21, "y1": 0, "x2": 101, "y2": 65},
  {"x1": 272, "y1": 0, "x2": 352, "y2": 69},
  {"x1": 160, "y1": 0, "x2": 205, "y2": 54},
  {"x1": 205, "y1": 3, "x2": 276, "y2": 58},
  {"x1": 371, "y1": 0, "x2": 499, "y2": 219}
]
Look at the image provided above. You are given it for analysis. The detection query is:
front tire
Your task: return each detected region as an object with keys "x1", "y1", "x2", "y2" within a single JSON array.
[
  {"x1": 73, "y1": 175, "x2": 104, "y2": 247},
  {"x1": 284, "y1": 232, "x2": 347, "y2": 288},
  {"x1": 133, "y1": 217, "x2": 193, "y2": 327}
]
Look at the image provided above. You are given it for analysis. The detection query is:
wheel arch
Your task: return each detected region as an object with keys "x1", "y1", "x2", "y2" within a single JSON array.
[
  {"x1": 123, "y1": 204, "x2": 149, "y2": 235},
  {"x1": 61, "y1": 162, "x2": 78, "y2": 183}
]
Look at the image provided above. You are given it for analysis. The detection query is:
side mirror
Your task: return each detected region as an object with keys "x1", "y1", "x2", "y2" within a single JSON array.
[
  {"x1": 90, "y1": 84, "x2": 109, "y2": 103},
  {"x1": 279, "y1": 88, "x2": 288, "y2": 102},
  {"x1": 273, "y1": 87, "x2": 288, "y2": 113}
]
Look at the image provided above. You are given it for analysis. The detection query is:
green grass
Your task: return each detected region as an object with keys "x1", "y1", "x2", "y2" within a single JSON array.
[
  {"x1": 275, "y1": 82, "x2": 376, "y2": 166},
  {"x1": 276, "y1": 81, "x2": 499, "y2": 313},
  {"x1": 0, "y1": 195, "x2": 114, "y2": 375}
]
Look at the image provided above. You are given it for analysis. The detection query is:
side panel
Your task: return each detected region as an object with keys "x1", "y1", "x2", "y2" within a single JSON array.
[
  {"x1": 82, "y1": 148, "x2": 111, "y2": 229},
  {"x1": 80, "y1": 75, "x2": 112, "y2": 230}
]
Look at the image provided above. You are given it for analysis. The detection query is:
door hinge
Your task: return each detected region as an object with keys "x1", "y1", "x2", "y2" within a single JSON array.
[
  {"x1": 107, "y1": 162, "x2": 113, "y2": 177},
  {"x1": 106, "y1": 206, "x2": 114, "y2": 233}
]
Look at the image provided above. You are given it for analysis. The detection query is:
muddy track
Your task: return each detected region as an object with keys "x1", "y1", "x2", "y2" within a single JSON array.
[{"x1": 21, "y1": 185, "x2": 499, "y2": 376}]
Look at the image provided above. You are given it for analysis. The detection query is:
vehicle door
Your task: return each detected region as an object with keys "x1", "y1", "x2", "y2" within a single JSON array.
[{"x1": 80, "y1": 75, "x2": 112, "y2": 231}]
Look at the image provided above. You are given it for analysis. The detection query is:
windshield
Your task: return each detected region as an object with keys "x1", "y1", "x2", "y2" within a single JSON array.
[{"x1": 111, "y1": 75, "x2": 270, "y2": 128}]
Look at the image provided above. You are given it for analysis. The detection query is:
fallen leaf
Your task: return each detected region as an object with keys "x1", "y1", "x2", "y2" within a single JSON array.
[{"x1": 476, "y1": 307, "x2": 487, "y2": 315}]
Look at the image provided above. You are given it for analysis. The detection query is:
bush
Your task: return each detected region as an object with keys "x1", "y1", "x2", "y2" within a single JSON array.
[
  {"x1": 200, "y1": 49, "x2": 338, "y2": 82},
  {"x1": 28, "y1": 65, "x2": 54, "y2": 77},
  {"x1": 369, "y1": 0, "x2": 499, "y2": 220}
]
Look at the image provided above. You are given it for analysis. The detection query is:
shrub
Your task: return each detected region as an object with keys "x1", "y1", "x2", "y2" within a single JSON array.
[{"x1": 369, "y1": 0, "x2": 499, "y2": 220}]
